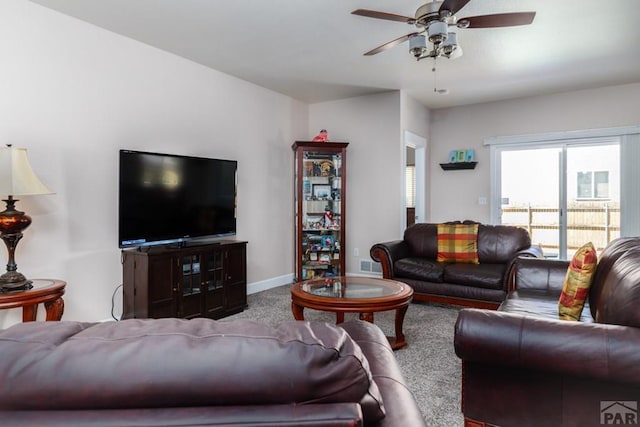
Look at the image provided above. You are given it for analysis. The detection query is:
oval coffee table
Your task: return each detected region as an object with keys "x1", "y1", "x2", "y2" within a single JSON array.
[{"x1": 291, "y1": 276, "x2": 413, "y2": 350}]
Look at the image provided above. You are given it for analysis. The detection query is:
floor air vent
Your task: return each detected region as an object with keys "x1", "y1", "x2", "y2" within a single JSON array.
[{"x1": 359, "y1": 259, "x2": 382, "y2": 274}]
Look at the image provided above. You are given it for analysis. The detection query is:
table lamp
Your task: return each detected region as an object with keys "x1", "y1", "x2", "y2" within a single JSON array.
[{"x1": 0, "y1": 144, "x2": 53, "y2": 291}]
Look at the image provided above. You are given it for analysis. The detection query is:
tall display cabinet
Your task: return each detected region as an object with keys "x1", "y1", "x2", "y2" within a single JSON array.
[{"x1": 292, "y1": 141, "x2": 348, "y2": 281}]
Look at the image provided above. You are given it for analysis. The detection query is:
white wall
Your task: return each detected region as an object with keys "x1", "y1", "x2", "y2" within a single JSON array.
[
  {"x1": 429, "y1": 83, "x2": 640, "y2": 222},
  {"x1": 309, "y1": 92, "x2": 403, "y2": 274},
  {"x1": 401, "y1": 92, "x2": 431, "y2": 140},
  {"x1": 0, "y1": 0, "x2": 307, "y2": 326}
]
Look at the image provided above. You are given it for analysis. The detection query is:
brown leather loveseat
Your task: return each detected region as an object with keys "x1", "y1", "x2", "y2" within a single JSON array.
[
  {"x1": 370, "y1": 221, "x2": 542, "y2": 308},
  {"x1": 0, "y1": 317, "x2": 425, "y2": 427},
  {"x1": 455, "y1": 237, "x2": 640, "y2": 427}
]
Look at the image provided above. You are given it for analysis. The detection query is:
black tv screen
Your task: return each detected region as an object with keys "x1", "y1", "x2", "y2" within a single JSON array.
[{"x1": 118, "y1": 150, "x2": 237, "y2": 248}]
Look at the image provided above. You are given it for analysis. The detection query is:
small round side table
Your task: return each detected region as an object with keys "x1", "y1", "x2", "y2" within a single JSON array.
[{"x1": 0, "y1": 279, "x2": 66, "y2": 322}]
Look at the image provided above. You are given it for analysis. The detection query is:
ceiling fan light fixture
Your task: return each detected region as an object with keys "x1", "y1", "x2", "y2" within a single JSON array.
[
  {"x1": 442, "y1": 32, "x2": 458, "y2": 57},
  {"x1": 409, "y1": 34, "x2": 428, "y2": 58},
  {"x1": 449, "y1": 44, "x2": 463, "y2": 59},
  {"x1": 427, "y1": 21, "x2": 448, "y2": 45}
]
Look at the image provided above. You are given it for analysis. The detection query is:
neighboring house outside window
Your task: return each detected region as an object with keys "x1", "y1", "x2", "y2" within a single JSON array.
[{"x1": 577, "y1": 171, "x2": 609, "y2": 199}]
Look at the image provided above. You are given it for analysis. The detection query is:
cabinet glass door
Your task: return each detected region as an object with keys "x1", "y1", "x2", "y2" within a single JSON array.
[
  {"x1": 203, "y1": 251, "x2": 223, "y2": 291},
  {"x1": 202, "y1": 249, "x2": 224, "y2": 318},
  {"x1": 181, "y1": 254, "x2": 201, "y2": 296},
  {"x1": 294, "y1": 143, "x2": 347, "y2": 280},
  {"x1": 180, "y1": 253, "x2": 203, "y2": 319}
]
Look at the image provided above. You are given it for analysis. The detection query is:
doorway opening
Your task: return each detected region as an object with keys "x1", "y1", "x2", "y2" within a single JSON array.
[{"x1": 403, "y1": 131, "x2": 426, "y2": 231}]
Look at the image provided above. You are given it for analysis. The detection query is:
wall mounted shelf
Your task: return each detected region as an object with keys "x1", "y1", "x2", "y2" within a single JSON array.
[{"x1": 440, "y1": 161, "x2": 477, "y2": 171}]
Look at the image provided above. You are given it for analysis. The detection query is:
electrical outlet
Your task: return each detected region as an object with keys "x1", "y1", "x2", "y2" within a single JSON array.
[{"x1": 353, "y1": 248, "x2": 360, "y2": 257}]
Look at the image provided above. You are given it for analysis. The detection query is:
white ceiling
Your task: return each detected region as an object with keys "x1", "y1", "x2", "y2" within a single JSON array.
[{"x1": 30, "y1": 0, "x2": 640, "y2": 109}]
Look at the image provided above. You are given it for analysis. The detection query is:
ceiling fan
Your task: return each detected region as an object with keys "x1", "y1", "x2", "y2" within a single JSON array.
[{"x1": 352, "y1": 0, "x2": 535, "y2": 61}]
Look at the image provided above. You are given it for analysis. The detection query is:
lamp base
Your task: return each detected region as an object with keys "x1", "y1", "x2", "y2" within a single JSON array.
[
  {"x1": 0, "y1": 196, "x2": 33, "y2": 293},
  {"x1": 0, "y1": 277, "x2": 33, "y2": 292}
]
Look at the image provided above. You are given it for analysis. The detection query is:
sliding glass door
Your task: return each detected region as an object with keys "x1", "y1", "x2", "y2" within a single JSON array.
[
  {"x1": 500, "y1": 147, "x2": 561, "y2": 256},
  {"x1": 495, "y1": 139, "x2": 620, "y2": 259}
]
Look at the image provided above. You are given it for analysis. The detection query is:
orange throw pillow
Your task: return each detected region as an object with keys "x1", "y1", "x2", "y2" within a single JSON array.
[
  {"x1": 558, "y1": 242, "x2": 597, "y2": 321},
  {"x1": 437, "y1": 223, "x2": 479, "y2": 264}
]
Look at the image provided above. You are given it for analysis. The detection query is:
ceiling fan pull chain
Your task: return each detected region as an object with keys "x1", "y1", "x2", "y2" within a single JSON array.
[{"x1": 432, "y1": 59, "x2": 437, "y2": 92}]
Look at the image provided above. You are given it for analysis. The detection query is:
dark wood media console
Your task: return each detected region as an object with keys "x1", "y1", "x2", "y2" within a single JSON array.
[{"x1": 122, "y1": 241, "x2": 247, "y2": 320}]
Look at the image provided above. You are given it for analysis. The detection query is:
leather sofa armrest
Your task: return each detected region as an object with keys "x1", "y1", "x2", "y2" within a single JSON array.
[
  {"x1": 504, "y1": 245, "x2": 545, "y2": 291},
  {"x1": 341, "y1": 320, "x2": 427, "y2": 427},
  {"x1": 509, "y1": 257, "x2": 569, "y2": 292},
  {"x1": 454, "y1": 308, "x2": 640, "y2": 385},
  {"x1": 370, "y1": 240, "x2": 411, "y2": 279},
  {"x1": 516, "y1": 244, "x2": 544, "y2": 258}
]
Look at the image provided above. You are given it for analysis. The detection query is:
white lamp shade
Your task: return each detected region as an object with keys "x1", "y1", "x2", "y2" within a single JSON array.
[
  {"x1": 0, "y1": 146, "x2": 53, "y2": 196},
  {"x1": 427, "y1": 21, "x2": 448, "y2": 44}
]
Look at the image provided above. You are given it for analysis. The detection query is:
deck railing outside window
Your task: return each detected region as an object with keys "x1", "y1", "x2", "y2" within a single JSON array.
[{"x1": 501, "y1": 202, "x2": 620, "y2": 258}]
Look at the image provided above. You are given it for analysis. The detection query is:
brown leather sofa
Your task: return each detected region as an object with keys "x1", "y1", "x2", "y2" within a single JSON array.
[
  {"x1": 0, "y1": 317, "x2": 425, "y2": 427},
  {"x1": 370, "y1": 221, "x2": 542, "y2": 309},
  {"x1": 454, "y1": 236, "x2": 640, "y2": 427}
]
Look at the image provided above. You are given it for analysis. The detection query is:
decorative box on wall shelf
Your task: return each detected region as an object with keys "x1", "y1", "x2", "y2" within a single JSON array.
[{"x1": 440, "y1": 161, "x2": 477, "y2": 171}]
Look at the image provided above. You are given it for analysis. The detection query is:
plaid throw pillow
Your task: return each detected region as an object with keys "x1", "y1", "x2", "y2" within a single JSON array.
[
  {"x1": 437, "y1": 223, "x2": 479, "y2": 264},
  {"x1": 558, "y1": 242, "x2": 597, "y2": 321}
]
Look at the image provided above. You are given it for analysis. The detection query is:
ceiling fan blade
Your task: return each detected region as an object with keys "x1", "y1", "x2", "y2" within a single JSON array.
[
  {"x1": 439, "y1": 0, "x2": 472, "y2": 15},
  {"x1": 351, "y1": 9, "x2": 415, "y2": 24},
  {"x1": 458, "y1": 12, "x2": 536, "y2": 28},
  {"x1": 364, "y1": 32, "x2": 421, "y2": 56}
]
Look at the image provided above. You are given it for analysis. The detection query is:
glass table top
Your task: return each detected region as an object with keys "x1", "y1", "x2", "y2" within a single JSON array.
[
  {"x1": 0, "y1": 278, "x2": 61, "y2": 295},
  {"x1": 300, "y1": 276, "x2": 405, "y2": 299}
]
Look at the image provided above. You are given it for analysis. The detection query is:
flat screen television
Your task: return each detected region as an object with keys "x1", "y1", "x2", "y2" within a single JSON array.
[{"x1": 118, "y1": 149, "x2": 237, "y2": 248}]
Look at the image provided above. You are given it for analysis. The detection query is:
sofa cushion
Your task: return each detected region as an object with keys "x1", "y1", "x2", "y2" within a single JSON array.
[
  {"x1": 403, "y1": 223, "x2": 442, "y2": 258},
  {"x1": 588, "y1": 237, "x2": 640, "y2": 320},
  {"x1": 500, "y1": 289, "x2": 594, "y2": 322},
  {"x1": 476, "y1": 223, "x2": 532, "y2": 263},
  {"x1": 592, "y1": 244, "x2": 640, "y2": 327},
  {"x1": 443, "y1": 263, "x2": 506, "y2": 290},
  {"x1": 0, "y1": 318, "x2": 386, "y2": 423},
  {"x1": 436, "y1": 223, "x2": 479, "y2": 264},
  {"x1": 394, "y1": 257, "x2": 444, "y2": 282},
  {"x1": 558, "y1": 242, "x2": 597, "y2": 321}
]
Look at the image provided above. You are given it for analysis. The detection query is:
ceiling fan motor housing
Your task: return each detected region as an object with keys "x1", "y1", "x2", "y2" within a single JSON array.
[{"x1": 414, "y1": 2, "x2": 442, "y2": 27}]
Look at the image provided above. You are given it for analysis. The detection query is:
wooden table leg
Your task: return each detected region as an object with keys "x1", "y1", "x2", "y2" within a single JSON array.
[
  {"x1": 22, "y1": 305, "x2": 38, "y2": 322},
  {"x1": 44, "y1": 297, "x2": 65, "y2": 321},
  {"x1": 359, "y1": 312, "x2": 374, "y2": 323},
  {"x1": 291, "y1": 301, "x2": 305, "y2": 320},
  {"x1": 335, "y1": 312, "x2": 345, "y2": 324},
  {"x1": 387, "y1": 304, "x2": 409, "y2": 350}
]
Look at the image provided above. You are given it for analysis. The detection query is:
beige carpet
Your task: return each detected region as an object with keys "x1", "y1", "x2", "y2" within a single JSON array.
[{"x1": 226, "y1": 284, "x2": 464, "y2": 426}]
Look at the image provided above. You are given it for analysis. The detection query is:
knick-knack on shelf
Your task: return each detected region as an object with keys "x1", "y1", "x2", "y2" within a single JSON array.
[{"x1": 312, "y1": 129, "x2": 329, "y2": 142}]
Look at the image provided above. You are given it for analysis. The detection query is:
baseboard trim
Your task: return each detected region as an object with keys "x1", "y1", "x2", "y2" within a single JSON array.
[{"x1": 247, "y1": 273, "x2": 294, "y2": 295}]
